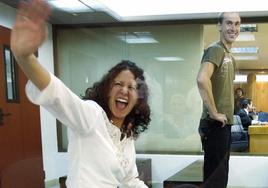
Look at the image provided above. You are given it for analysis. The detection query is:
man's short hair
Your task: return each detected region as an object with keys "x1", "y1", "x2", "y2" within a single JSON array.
[
  {"x1": 241, "y1": 98, "x2": 252, "y2": 108},
  {"x1": 218, "y1": 12, "x2": 225, "y2": 24},
  {"x1": 218, "y1": 12, "x2": 241, "y2": 24}
]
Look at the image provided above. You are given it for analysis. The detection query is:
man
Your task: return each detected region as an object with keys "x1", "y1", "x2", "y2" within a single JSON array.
[
  {"x1": 196, "y1": 12, "x2": 241, "y2": 188},
  {"x1": 237, "y1": 99, "x2": 259, "y2": 130}
]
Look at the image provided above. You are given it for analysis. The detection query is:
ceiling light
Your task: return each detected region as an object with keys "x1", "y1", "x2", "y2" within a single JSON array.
[
  {"x1": 234, "y1": 75, "x2": 247, "y2": 83},
  {"x1": 231, "y1": 47, "x2": 259, "y2": 54},
  {"x1": 256, "y1": 75, "x2": 268, "y2": 82},
  {"x1": 236, "y1": 33, "x2": 255, "y2": 41},
  {"x1": 118, "y1": 32, "x2": 158, "y2": 44},
  {"x1": 233, "y1": 56, "x2": 258, "y2": 61},
  {"x1": 48, "y1": 0, "x2": 93, "y2": 13},
  {"x1": 80, "y1": 0, "x2": 106, "y2": 10},
  {"x1": 240, "y1": 24, "x2": 258, "y2": 32},
  {"x1": 154, "y1": 57, "x2": 184, "y2": 62}
]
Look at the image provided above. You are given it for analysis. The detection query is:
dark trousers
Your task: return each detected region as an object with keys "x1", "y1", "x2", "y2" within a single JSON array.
[{"x1": 199, "y1": 119, "x2": 231, "y2": 188}]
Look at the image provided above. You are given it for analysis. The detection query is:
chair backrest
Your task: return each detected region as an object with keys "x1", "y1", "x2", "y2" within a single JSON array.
[
  {"x1": 1, "y1": 157, "x2": 44, "y2": 188},
  {"x1": 231, "y1": 115, "x2": 249, "y2": 151},
  {"x1": 232, "y1": 115, "x2": 244, "y2": 132},
  {"x1": 233, "y1": 115, "x2": 242, "y2": 125}
]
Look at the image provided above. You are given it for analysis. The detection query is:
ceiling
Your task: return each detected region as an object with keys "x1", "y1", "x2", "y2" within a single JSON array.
[
  {"x1": 1, "y1": 0, "x2": 268, "y2": 70},
  {"x1": 3, "y1": 0, "x2": 268, "y2": 25},
  {"x1": 0, "y1": 0, "x2": 118, "y2": 24}
]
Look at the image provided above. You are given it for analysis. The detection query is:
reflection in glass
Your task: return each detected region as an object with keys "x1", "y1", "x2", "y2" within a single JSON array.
[{"x1": 55, "y1": 24, "x2": 203, "y2": 154}]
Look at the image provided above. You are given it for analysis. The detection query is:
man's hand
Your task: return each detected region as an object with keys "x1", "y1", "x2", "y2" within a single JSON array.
[{"x1": 209, "y1": 112, "x2": 228, "y2": 127}]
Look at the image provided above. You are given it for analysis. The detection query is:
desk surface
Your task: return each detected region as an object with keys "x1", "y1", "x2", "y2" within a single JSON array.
[
  {"x1": 248, "y1": 125, "x2": 268, "y2": 153},
  {"x1": 249, "y1": 125, "x2": 268, "y2": 134}
]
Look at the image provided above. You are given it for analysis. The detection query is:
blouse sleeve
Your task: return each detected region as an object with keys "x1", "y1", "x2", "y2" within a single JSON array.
[
  {"x1": 25, "y1": 72, "x2": 102, "y2": 135},
  {"x1": 120, "y1": 141, "x2": 148, "y2": 188},
  {"x1": 121, "y1": 168, "x2": 148, "y2": 188}
]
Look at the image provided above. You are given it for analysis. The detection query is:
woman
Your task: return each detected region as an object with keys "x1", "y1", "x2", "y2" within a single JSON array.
[
  {"x1": 11, "y1": 0, "x2": 151, "y2": 187},
  {"x1": 234, "y1": 87, "x2": 245, "y2": 114}
]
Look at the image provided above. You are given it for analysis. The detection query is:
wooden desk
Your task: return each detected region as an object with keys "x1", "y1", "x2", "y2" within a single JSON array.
[{"x1": 248, "y1": 125, "x2": 268, "y2": 153}]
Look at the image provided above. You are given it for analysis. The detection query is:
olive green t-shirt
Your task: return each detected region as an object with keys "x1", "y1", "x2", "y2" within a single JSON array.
[{"x1": 200, "y1": 41, "x2": 235, "y2": 124}]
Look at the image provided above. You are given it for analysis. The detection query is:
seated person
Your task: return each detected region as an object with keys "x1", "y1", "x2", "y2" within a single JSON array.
[{"x1": 237, "y1": 99, "x2": 259, "y2": 130}]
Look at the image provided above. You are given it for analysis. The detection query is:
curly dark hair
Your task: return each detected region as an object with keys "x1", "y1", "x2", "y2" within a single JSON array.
[{"x1": 83, "y1": 60, "x2": 151, "y2": 139}]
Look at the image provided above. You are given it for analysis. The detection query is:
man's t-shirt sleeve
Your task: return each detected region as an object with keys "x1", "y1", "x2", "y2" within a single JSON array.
[{"x1": 201, "y1": 45, "x2": 225, "y2": 68}]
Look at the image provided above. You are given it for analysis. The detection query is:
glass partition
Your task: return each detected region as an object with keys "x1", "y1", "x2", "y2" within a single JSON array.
[
  {"x1": 55, "y1": 24, "x2": 204, "y2": 153},
  {"x1": 56, "y1": 22, "x2": 268, "y2": 155}
]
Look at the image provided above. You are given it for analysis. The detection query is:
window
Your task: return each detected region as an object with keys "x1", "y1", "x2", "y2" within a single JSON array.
[{"x1": 3, "y1": 45, "x2": 19, "y2": 103}]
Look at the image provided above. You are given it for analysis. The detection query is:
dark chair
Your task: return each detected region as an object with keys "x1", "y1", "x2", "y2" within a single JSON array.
[
  {"x1": 230, "y1": 115, "x2": 249, "y2": 152},
  {"x1": 0, "y1": 157, "x2": 44, "y2": 188}
]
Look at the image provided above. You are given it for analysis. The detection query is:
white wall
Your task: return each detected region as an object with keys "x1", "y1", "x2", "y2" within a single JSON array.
[
  {"x1": 0, "y1": 3, "x2": 16, "y2": 28},
  {"x1": 38, "y1": 28, "x2": 69, "y2": 180},
  {"x1": 2, "y1": 2, "x2": 268, "y2": 187}
]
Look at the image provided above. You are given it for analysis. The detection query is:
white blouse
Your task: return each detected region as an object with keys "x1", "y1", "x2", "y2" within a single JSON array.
[{"x1": 25, "y1": 73, "x2": 147, "y2": 188}]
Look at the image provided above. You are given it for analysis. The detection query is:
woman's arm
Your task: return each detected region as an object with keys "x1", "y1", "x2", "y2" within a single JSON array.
[
  {"x1": 11, "y1": 0, "x2": 99, "y2": 134},
  {"x1": 238, "y1": 110, "x2": 252, "y2": 128},
  {"x1": 11, "y1": 0, "x2": 51, "y2": 91}
]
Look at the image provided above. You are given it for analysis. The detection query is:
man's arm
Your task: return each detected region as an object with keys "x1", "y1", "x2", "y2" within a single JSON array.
[
  {"x1": 197, "y1": 62, "x2": 227, "y2": 126},
  {"x1": 238, "y1": 110, "x2": 252, "y2": 128},
  {"x1": 11, "y1": 0, "x2": 51, "y2": 91}
]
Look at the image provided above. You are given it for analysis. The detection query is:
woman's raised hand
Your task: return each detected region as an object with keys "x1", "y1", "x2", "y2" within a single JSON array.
[{"x1": 11, "y1": 0, "x2": 51, "y2": 61}]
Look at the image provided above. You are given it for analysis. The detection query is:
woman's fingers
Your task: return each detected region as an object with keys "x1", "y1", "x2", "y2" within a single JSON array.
[
  {"x1": 31, "y1": 0, "x2": 51, "y2": 24},
  {"x1": 16, "y1": 0, "x2": 51, "y2": 25}
]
